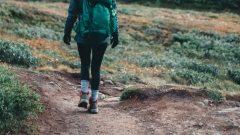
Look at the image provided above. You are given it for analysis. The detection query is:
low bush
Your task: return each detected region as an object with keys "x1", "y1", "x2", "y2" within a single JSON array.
[
  {"x1": 169, "y1": 68, "x2": 215, "y2": 85},
  {"x1": 61, "y1": 61, "x2": 81, "y2": 69},
  {"x1": 160, "y1": 57, "x2": 219, "y2": 76},
  {"x1": 119, "y1": 33, "x2": 133, "y2": 45},
  {"x1": 102, "y1": 53, "x2": 119, "y2": 66},
  {"x1": 199, "y1": 87, "x2": 223, "y2": 101},
  {"x1": 120, "y1": 0, "x2": 240, "y2": 11},
  {"x1": 170, "y1": 32, "x2": 240, "y2": 64},
  {"x1": 120, "y1": 87, "x2": 137, "y2": 101},
  {"x1": 179, "y1": 61, "x2": 219, "y2": 76},
  {"x1": 205, "y1": 80, "x2": 240, "y2": 92},
  {"x1": 0, "y1": 66, "x2": 44, "y2": 134},
  {"x1": 0, "y1": 3, "x2": 25, "y2": 18},
  {"x1": 0, "y1": 38, "x2": 39, "y2": 68},
  {"x1": 114, "y1": 73, "x2": 138, "y2": 84},
  {"x1": 131, "y1": 51, "x2": 161, "y2": 67},
  {"x1": 228, "y1": 69, "x2": 240, "y2": 85},
  {"x1": 145, "y1": 27, "x2": 162, "y2": 35},
  {"x1": 16, "y1": 0, "x2": 70, "y2": 2},
  {"x1": 118, "y1": 8, "x2": 132, "y2": 15},
  {"x1": 15, "y1": 25, "x2": 62, "y2": 41}
]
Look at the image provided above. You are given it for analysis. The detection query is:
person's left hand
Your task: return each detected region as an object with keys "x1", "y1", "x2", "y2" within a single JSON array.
[
  {"x1": 111, "y1": 35, "x2": 119, "y2": 48},
  {"x1": 63, "y1": 34, "x2": 71, "y2": 45}
]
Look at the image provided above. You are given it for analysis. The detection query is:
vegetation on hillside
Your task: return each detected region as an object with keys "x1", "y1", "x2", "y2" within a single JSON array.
[
  {"x1": 0, "y1": 0, "x2": 240, "y2": 133},
  {"x1": 0, "y1": 66, "x2": 44, "y2": 134},
  {"x1": 120, "y1": 0, "x2": 240, "y2": 12},
  {"x1": 0, "y1": 38, "x2": 39, "y2": 68}
]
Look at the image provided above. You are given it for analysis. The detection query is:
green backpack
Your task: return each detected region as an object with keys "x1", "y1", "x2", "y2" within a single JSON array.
[{"x1": 74, "y1": 0, "x2": 117, "y2": 41}]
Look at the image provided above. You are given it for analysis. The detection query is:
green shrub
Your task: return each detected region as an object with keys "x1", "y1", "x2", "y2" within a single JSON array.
[
  {"x1": 152, "y1": 19, "x2": 168, "y2": 25},
  {"x1": 179, "y1": 61, "x2": 219, "y2": 76},
  {"x1": 170, "y1": 32, "x2": 240, "y2": 64},
  {"x1": 15, "y1": 0, "x2": 70, "y2": 2},
  {"x1": 119, "y1": 33, "x2": 133, "y2": 45},
  {"x1": 102, "y1": 53, "x2": 119, "y2": 66},
  {"x1": 0, "y1": 38, "x2": 39, "y2": 68},
  {"x1": 228, "y1": 69, "x2": 240, "y2": 85},
  {"x1": 118, "y1": 8, "x2": 132, "y2": 15},
  {"x1": 169, "y1": 68, "x2": 215, "y2": 85},
  {"x1": 145, "y1": 27, "x2": 162, "y2": 35},
  {"x1": 160, "y1": 56, "x2": 219, "y2": 76},
  {"x1": 0, "y1": 3, "x2": 25, "y2": 18},
  {"x1": 0, "y1": 66, "x2": 44, "y2": 134},
  {"x1": 114, "y1": 73, "x2": 138, "y2": 84},
  {"x1": 199, "y1": 87, "x2": 223, "y2": 101},
  {"x1": 62, "y1": 45, "x2": 79, "y2": 57},
  {"x1": 205, "y1": 80, "x2": 240, "y2": 92},
  {"x1": 131, "y1": 51, "x2": 161, "y2": 67},
  {"x1": 15, "y1": 25, "x2": 63, "y2": 41},
  {"x1": 61, "y1": 61, "x2": 81, "y2": 69},
  {"x1": 120, "y1": 0, "x2": 240, "y2": 10},
  {"x1": 120, "y1": 87, "x2": 136, "y2": 101}
]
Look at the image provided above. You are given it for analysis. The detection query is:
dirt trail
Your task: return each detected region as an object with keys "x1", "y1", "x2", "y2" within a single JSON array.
[{"x1": 17, "y1": 69, "x2": 240, "y2": 135}]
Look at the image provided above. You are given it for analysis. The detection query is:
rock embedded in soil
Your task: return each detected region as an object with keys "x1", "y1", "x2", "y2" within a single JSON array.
[
  {"x1": 105, "y1": 80, "x2": 114, "y2": 85},
  {"x1": 203, "y1": 99, "x2": 209, "y2": 105},
  {"x1": 113, "y1": 87, "x2": 124, "y2": 91},
  {"x1": 198, "y1": 102, "x2": 205, "y2": 106},
  {"x1": 99, "y1": 93, "x2": 106, "y2": 99},
  {"x1": 104, "y1": 97, "x2": 120, "y2": 102}
]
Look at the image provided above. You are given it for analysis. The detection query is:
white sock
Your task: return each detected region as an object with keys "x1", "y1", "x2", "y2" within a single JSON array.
[
  {"x1": 91, "y1": 89, "x2": 99, "y2": 101},
  {"x1": 81, "y1": 80, "x2": 89, "y2": 94}
]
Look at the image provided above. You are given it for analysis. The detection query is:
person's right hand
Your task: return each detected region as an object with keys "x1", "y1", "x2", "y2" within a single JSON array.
[{"x1": 63, "y1": 34, "x2": 71, "y2": 45}]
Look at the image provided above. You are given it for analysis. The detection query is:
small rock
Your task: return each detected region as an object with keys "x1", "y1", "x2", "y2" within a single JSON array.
[
  {"x1": 236, "y1": 102, "x2": 240, "y2": 107},
  {"x1": 198, "y1": 102, "x2": 205, "y2": 106},
  {"x1": 198, "y1": 122, "x2": 204, "y2": 127},
  {"x1": 214, "y1": 133, "x2": 220, "y2": 135},
  {"x1": 226, "y1": 119, "x2": 235, "y2": 126},
  {"x1": 105, "y1": 80, "x2": 114, "y2": 85},
  {"x1": 203, "y1": 99, "x2": 209, "y2": 105},
  {"x1": 123, "y1": 85, "x2": 134, "y2": 89},
  {"x1": 49, "y1": 82, "x2": 55, "y2": 85},
  {"x1": 129, "y1": 111, "x2": 134, "y2": 114},
  {"x1": 218, "y1": 107, "x2": 240, "y2": 114},
  {"x1": 104, "y1": 97, "x2": 120, "y2": 102},
  {"x1": 100, "y1": 81, "x2": 104, "y2": 85},
  {"x1": 113, "y1": 87, "x2": 124, "y2": 91},
  {"x1": 99, "y1": 94, "x2": 106, "y2": 100}
]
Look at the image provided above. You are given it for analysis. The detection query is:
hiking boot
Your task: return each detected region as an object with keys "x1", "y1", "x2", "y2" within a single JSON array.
[
  {"x1": 78, "y1": 91, "x2": 90, "y2": 109},
  {"x1": 88, "y1": 98, "x2": 98, "y2": 114}
]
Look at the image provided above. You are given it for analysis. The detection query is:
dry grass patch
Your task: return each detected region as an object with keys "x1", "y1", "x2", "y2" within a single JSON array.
[
  {"x1": 6, "y1": 0, "x2": 68, "y2": 17},
  {"x1": 118, "y1": 4, "x2": 240, "y2": 35}
]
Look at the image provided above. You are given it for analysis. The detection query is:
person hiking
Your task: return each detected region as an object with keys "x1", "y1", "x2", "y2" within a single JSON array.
[{"x1": 63, "y1": 0, "x2": 119, "y2": 114}]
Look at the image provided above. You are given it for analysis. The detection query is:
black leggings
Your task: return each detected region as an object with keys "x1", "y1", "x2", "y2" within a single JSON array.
[{"x1": 77, "y1": 43, "x2": 108, "y2": 90}]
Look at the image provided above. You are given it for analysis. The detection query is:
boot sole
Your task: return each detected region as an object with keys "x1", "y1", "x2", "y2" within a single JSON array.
[
  {"x1": 88, "y1": 109, "x2": 98, "y2": 114},
  {"x1": 78, "y1": 100, "x2": 88, "y2": 109}
]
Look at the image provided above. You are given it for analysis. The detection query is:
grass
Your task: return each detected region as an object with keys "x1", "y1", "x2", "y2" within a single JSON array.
[{"x1": 0, "y1": 0, "x2": 239, "y2": 113}]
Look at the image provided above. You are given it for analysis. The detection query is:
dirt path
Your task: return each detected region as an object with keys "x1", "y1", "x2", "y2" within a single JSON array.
[{"x1": 17, "y1": 69, "x2": 240, "y2": 135}]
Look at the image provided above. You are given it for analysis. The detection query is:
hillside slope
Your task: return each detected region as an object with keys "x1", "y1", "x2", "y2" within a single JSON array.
[
  {"x1": 17, "y1": 69, "x2": 240, "y2": 134},
  {"x1": 0, "y1": 0, "x2": 240, "y2": 134}
]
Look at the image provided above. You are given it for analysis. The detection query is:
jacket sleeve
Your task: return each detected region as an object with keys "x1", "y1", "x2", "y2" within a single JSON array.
[
  {"x1": 112, "y1": 0, "x2": 119, "y2": 37},
  {"x1": 64, "y1": 0, "x2": 81, "y2": 35}
]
